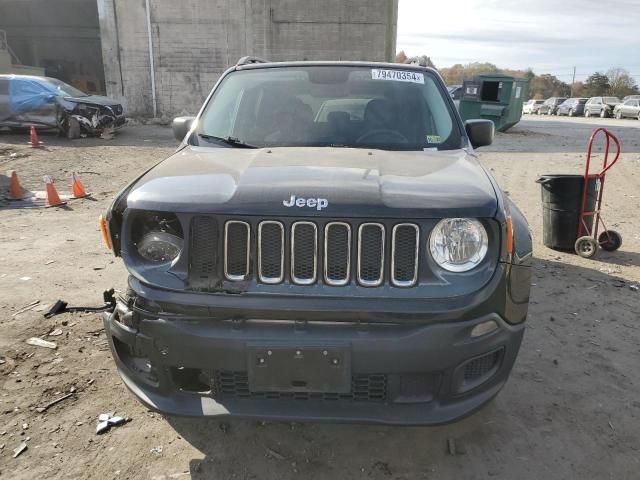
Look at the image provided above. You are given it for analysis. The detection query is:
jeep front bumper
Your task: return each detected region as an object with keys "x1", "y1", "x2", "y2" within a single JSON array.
[{"x1": 103, "y1": 264, "x2": 528, "y2": 425}]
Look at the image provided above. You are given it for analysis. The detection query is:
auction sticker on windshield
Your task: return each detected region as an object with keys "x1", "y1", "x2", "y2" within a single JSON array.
[{"x1": 371, "y1": 69, "x2": 424, "y2": 84}]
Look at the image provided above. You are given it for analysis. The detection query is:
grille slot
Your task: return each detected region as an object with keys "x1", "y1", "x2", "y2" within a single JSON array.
[
  {"x1": 464, "y1": 349, "x2": 502, "y2": 382},
  {"x1": 324, "y1": 222, "x2": 351, "y2": 286},
  {"x1": 188, "y1": 216, "x2": 219, "y2": 289},
  {"x1": 291, "y1": 222, "x2": 317, "y2": 284},
  {"x1": 391, "y1": 224, "x2": 419, "y2": 287},
  {"x1": 224, "y1": 221, "x2": 250, "y2": 280},
  {"x1": 357, "y1": 223, "x2": 385, "y2": 286},
  {"x1": 258, "y1": 221, "x2": 284, "y2": 284},
  {"x1": 214, "y1": 371, "x2": 387, "y2": 402}
]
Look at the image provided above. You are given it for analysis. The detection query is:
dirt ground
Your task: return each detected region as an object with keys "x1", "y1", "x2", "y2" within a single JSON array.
[{"x1": 1, "y1": 115, "x2": 639, "y2": 480}]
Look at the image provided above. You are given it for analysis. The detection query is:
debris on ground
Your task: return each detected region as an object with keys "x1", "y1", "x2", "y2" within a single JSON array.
[
  {"x1": 12, "y1": 300, "x2": 40, "y2": 317},
  {"x1": 12, "y1": 441, "x2": 28, "y2": 458},
  {"x1": 629, "y1": 284, "x2": 639, "y2": 292},
  {"x1": 48, "y1": 329, "x2": 63, "y2": 337},
  {"x1": 36, "y1": 392, "x2": 75, "y2": 413},
  {"x1": 96, "y1": 413, "x2": 130, "y2": 434},
  {"x1": 150, "y1": 446, "x2": 163, "y2": 456},
  {"x1": 447, "y1": 438, "x2": 456, "y2": 455},
  {"x1": 263, "y1": 445, "x2": 286, "y2": 460},
  {"x1": 26, "y1": 337, "x2": 57, "y2": 349}
]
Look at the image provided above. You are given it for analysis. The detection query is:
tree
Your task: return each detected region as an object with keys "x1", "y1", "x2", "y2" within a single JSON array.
[
  {"x1": 571, "y1": 81, "x2": 586, "y2": 97},
  {"x1": 606, "y1": 68, "x2": 639, "y2": 97},
  {"x1": 529, "y1": 74, "x2": 570, "y2": 99},
  {"x1": 439, "y1": 62, "x2": 500, "y2": 85},
  {"x1": 584, "y1": 72, "x2": 610, "y2": 96},
  {"x1": 406, "y1": 54, "x2": 436, "y2": 69},
  {"x1": 395, "y1": 51, "x2": 408, "y2": 64}
]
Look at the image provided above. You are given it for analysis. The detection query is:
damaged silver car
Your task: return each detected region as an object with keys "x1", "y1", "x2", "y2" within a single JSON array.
[{"x1": 0, "y1": 74, "x2": 126, "y2": 138}]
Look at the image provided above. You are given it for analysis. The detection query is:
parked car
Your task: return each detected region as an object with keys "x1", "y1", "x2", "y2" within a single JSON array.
[
  {"x1": 613, "y1": 98, "x2": 640, "y2": 120},
  {"x1": 622, "y1": 94, "x2": 640, "y2": 102},
  {"x1": 100, "y1": 58, "x2": 532, "y2": 425},
  {"x1": 0, "y1": 74, "x2": 125, "y2": 138},
  {"x1": 584, "y1": 96, "x2": 621, "y2": 118},
  {"x1": 556, "y1": 98, "x2": 588, "y2": 117},
  {"x1": 523, "y1": 99, "x2": 544, "y2": 114},
  {"x1": 537, "y1": 97, "x2": 567, "y2": 115}
]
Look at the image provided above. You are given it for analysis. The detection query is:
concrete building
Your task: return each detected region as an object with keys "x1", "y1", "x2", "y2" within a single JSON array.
[
  {"x1": 0, "y1": 1, "x2": 104, "y2": 92},
  {"x1": 0, "y1": 0, "x2": 397, "y2": 117},
  {"x1": 98, "y1": 0, "x2": 398, "y2": 117}
]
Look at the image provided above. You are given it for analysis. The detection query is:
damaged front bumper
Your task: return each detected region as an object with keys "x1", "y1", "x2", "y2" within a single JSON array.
[{"x1": 103, "y1": 264, "x2": 529, "y2": 425}]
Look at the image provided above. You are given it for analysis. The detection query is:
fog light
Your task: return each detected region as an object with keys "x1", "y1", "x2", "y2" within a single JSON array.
[{"x1": 470, "y1": 320, "x2": 498, "y2": 338}]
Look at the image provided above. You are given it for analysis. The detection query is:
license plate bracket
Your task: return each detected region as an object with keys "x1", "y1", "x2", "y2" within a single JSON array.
[{"x1": 247, "y1": 345, "x2": 351, "y2": 393}]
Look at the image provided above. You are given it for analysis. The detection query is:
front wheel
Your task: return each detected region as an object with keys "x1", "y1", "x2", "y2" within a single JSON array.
[
  {"x1": 575, "y1": 236, "x2": 598, "y2": 258},
  {"x1": 585, "y1": 109, "x2": 590, "y2": 118},
  {"x1": 548, "y1": 109, "x2": 553, "y2": 116},
  {"x1": 615, "y1": 111, "x2": 622, "y2": 120},
  {"x1": 599, "y1": 230, "x2": 622, "y2": 251},
  {"x1": 600, "y1": 109, "x2": 608, "y2": 118},
  {"x1": 569, "y1": 109, "x2": 574, "y2": 117}
]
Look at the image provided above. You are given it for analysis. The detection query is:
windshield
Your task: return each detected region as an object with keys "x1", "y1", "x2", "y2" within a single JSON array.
[
  {"x1": 604, "y1": 97, "x2": 620, "y2": 103},
  {"x1": 197, "y1": 66, "x2": 462, "y2": 151},
  {"x1": 43, "y1": 77, "x2": 88, "y2": 97}
]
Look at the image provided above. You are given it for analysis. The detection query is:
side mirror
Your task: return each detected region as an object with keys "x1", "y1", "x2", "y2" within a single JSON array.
[
  {"x1": 465, "y1": 119, "x2": 494, "y2": 148},
  {"x1": 172, "y1": 116, "x2": 195, "y2": 141}
]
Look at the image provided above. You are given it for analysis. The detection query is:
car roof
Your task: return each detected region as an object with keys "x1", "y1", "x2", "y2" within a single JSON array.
[
  {"x1": 0, "y1": 74, "x2": 53, "y2": 83},
  {"x1": 234, "y1": 60, "x2": 439, "y2": 75}
]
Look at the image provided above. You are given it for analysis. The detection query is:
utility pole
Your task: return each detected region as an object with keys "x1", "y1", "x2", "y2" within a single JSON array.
[{"x1": 570, "y1": 66, "x2": 576, "y2": 97}]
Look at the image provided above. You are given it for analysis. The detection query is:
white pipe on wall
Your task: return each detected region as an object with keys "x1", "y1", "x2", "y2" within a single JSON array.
[{"x1": 144, "y1": 0, "x2": 157, "y2": 118}]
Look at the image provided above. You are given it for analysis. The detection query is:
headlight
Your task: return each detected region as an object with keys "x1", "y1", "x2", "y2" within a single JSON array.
[
  {"x1": 137, "y1": 231, "x2": 183, "y2": 263},
  {"x1": 429, "y1": 218, "x2": 488, "y2": 272}
]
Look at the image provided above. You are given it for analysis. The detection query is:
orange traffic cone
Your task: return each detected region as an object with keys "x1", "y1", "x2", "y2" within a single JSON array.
[
  {"x1": 29, "y1": 126, "x2": 44, "y2": 148},
  {"x1": 8, "y1": 170, "x2": 23, "y2": 200},
  {"x1": 43, "y1": 176, "x2": 66, "y2": 207},
  {"x1": 71, "y1": 172, "x2": 89, "y2": 198}
]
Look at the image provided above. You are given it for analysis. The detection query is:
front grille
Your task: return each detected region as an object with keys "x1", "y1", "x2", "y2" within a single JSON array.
[
  {"x1": 358, "y1": 223, "x2": 385, "y2": 286},
  {"x1": 258, "y1": 221, "x2": 284, "y2": 283},
  {"x1": 391, "y1": 224, "x2": 419, "y2": 287},
  {"x1": 188, "y1": 216, "x2": 220, "y2": 289},
  {"x1": 291, "y1": 222, "x2": 317, "y2": 284},
  {"x1": 213, "y1": 371, "x2": 387, "y2": 402},
  {"x1": 324, "y1": 222, "x2": 351, "y2": 285},
  {"x1": 224, "y1": 221, "x2": 250, "y2": 280},
  {"x1": 214, "y1": 219, "x2": 421, "y2": 288}
]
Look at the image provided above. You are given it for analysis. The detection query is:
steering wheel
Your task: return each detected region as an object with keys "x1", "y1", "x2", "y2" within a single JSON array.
[{"x1": 356, "y1": 129, "x2": 409, "y2": 145}]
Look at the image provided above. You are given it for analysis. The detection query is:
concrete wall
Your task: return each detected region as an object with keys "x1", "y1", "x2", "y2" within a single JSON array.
[
  {"x1": 98, "y1": 0, "x2": 398, "y2": 117},
  {"x1": 0, "y1": 0, "x2": 104, "y2": 92}
]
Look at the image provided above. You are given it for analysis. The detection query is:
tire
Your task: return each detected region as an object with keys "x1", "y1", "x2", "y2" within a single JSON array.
[
  {"x1": 569, "y1": 109, "x2": 574, "y2": 117},
  {"x1": 599, "y1": 230, "x2": 622, "y2": 251},
  {"x1": 66, "y1": 117, "x2": 81, "y2": 140},
  {"x1": 575, "y1": 236, "x2": 598, "y2": 258},
  {"x1": 600, "y1": 109, "x2": 608, "y2": 118},
  {"x1": 638, "y1": 112, "x2": 640, "y2": 121},
  {"x1": 585, "y1": 109, "x2": 590, "y2": 118},
  {"x1": 615, "y1": 111, "x2": 622, "y2": 120},
  {"x1": 548, "y1": 108, "x2": 553, "y2": 116}
]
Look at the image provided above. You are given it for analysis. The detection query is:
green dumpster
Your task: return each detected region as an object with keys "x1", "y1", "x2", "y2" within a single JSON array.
[{"x1": 458, "y1": 74, "x2": 529, "y2": 132}]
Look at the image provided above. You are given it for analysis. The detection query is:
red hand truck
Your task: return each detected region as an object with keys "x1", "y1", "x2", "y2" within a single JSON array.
[{"x1": 574, "y1": 128, "x2": 622, "y2": 258}]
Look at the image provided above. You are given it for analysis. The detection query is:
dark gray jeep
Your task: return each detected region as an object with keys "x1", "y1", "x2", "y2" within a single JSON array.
[{"x1": 101, "y1": 58, "x2": 532, "y2": 425}]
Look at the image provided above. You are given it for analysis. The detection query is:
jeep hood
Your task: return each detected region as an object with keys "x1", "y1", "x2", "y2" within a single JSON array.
[{"x1": 126, "y1": 146, "x2": 498, "y2": 218}]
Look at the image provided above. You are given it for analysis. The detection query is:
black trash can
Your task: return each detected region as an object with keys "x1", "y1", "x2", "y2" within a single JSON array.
[{"x1": 537, "y1": 174, "x2": 598, "y2": 250}]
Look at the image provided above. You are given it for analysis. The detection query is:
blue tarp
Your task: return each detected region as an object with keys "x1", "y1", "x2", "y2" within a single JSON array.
[{"x1": 8, "y1": 78, "x2": 54, "y2": 114}]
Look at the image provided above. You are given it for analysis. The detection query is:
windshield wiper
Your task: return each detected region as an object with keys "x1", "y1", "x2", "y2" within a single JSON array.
[{"x1": 197, "y1": 134, "x2": 257, "y2": 149}]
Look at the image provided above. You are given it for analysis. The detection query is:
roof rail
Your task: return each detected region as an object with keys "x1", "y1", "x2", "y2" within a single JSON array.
[{"x1": 236, "y1": 56, "x2": 269, "y2": 66}]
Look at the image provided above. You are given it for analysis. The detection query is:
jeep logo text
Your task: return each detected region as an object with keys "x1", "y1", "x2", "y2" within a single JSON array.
[{"x1": 283, "y1": 195, "x2": 328, "y2": 211}]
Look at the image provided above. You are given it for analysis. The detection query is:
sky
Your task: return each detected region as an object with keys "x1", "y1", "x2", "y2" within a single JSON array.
[{"x1": 396, "y1": 0, "x2": 640, "y2": 82}]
